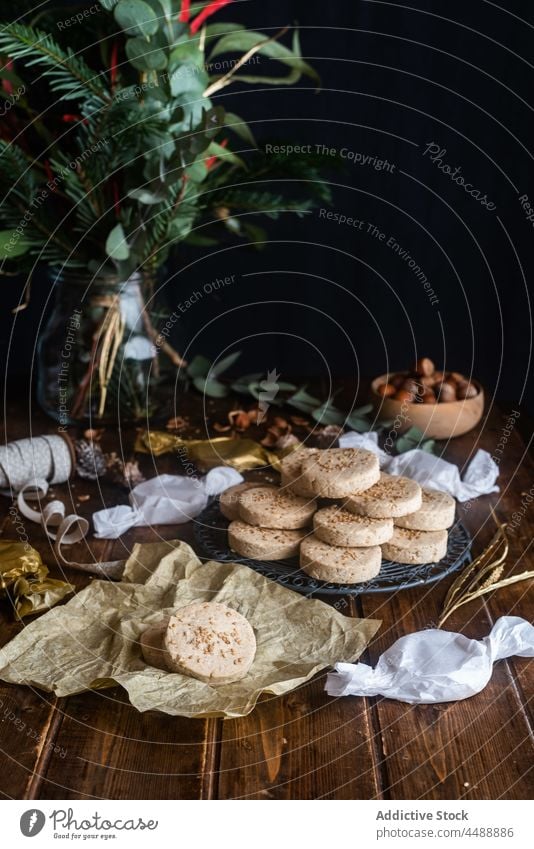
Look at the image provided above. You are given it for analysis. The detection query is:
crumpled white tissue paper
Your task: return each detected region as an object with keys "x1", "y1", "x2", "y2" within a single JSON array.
[
  {"x1": 326, "y1": 617, "x2": 534, "y2": 704},
  {"x1": 93, "y1": 467, "x2": 243, "y2": 539},
  {"x1": 338, "y1": 431, "x2": 499, "y2": 502}
]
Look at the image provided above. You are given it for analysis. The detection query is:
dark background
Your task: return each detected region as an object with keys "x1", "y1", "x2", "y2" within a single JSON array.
[{"x1": 4, "y1": 0, "x2": 534, "y2": 413}]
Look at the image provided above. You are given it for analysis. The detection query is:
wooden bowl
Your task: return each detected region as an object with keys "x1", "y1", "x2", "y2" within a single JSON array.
[{"x1": 370, "y1": 372, "x2": 484, "y2": 439}]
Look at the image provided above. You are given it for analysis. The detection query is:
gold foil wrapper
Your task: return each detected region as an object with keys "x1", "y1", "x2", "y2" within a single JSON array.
[
  {"x1": 135, "y1": 431, "x2": 284, "y2": 472},
  {"x1": 0, "y1": 540, "x2": 381, "y2": 718},
  {"x1": 0, "y1": 541, "x2": 74, "y2": 618}
]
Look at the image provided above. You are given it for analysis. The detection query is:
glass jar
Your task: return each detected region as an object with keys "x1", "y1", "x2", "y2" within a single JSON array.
[{"x1": 37, "y1": 269, "x2": 178, "y2": 424}]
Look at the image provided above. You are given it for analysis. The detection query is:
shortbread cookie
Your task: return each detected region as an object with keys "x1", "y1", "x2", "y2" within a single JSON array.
[
  {"x1": 300, "y1": 534, "x2": 381, "y2": 584},
  {"x1": 238, "y1": 485, "x2": 316, "y2": 529},
  {"x1": 228, "y1": 520, "x2": 307, "y2": 560},
  {"x1": 140, "y1": 620, "x2": 171, "y2": 671},
  {"x1": 164, "y1": 602, "x2": 256, "y2": 684},
  {"x1": 314, "y1": 505, "x2": 393, "y2": 547},
  {"x1": 280, "y1": 447, "x2": 321, "y2": 497},
  {"x1": 381, "y1": 527, "x2": 448, "y2": 565},
  {"x1": 344, "y1": 473, "x2": 422, "y2": 519},
  {"x1": 395, "y1": 487, "x2": 455, "y2": 531},
  {"x1": 219, "y1": 482, "x2": 262, "y2": 520},
  {"x1": 300, "y1": 448, "x2": 380, "y2": 498}
]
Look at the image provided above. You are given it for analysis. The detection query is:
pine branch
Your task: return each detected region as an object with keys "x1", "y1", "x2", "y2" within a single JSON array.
[{"x1": 0, "y1": 22, "x2": 110, "y2": 105}]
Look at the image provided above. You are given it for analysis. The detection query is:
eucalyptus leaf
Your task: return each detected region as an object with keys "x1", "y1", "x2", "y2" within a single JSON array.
[
  {"x1": 105, "y1": 223, "x2": 129, "y2": 261},
  {"x1": 230, "y1": 373, "x2": 263, "y2": 394},
  {"x1": 346, "y1": 416, "x2": 371, "y2": 433},
  {"x1": 210, "y1": 350, "x2": 241, "y2": 377},
  {"x1": 311, "y1": 402, "x2": 345, "y2": 426},
  {"x1": 402, "y1": 426, "x2": 426, "y2": 443},
  {"x1": 421, "y1": 439, "x2": 436, "y2": 454},
  {"x1": 187, "y1": 354, "x2": 211, "y2": 378},
  {"x1": 351, "y1": 403, "x2": 373, "y2": 417},
  {"x1": 114, "y1": 0, "x2": 159, "y2": 38},
  {"x1": 286, "y1": 387, "x2": 321, "y2": 414},
  {"x1": 193, "y1": 376, "x2": 228, "y2": 398},
  {"x1": 125, "y1": 36, "x2": 168, "y2": 71},
  {"x1": 395, "y1": 426, "x2": 429, "y2": 454}
]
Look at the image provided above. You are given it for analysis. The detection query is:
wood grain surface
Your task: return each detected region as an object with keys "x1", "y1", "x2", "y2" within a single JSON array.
[{"x1": 0, "y1": 395, "x2": 532, "y2": 800}]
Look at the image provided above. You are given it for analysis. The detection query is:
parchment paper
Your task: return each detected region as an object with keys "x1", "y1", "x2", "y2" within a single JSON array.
[{"x1": 0, "y1": 540, "x2": 380, "y2": 718}]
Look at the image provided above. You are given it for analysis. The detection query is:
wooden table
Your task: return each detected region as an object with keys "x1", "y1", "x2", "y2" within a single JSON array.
[{"x1": 0, "y1": 396, "x2": 533, "y2": 800}]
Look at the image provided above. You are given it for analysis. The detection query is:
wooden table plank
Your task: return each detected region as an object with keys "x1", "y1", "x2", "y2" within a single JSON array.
[
  {"x1": 359, "y1": 586, "x2": 534, "y2": 800},
  {"x1": 215, "y1": 599, "x2": 383, "y2": 800},
  {"x1": 37, "y1": 688, "x2": 217, "y2": 800}
]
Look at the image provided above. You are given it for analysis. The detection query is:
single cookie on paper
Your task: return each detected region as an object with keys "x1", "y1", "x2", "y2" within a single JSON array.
[
  {"x1": 164, "y1": 602, "x2": 256, "y2": 685},
  {"x1": 280, "y1": 447, "x2": 322, "y2": 497},
  {"x1": 300, "y1": 447, "x2": 380, "y2": 498},
  {"x1": 381, "y1": 527, "x2": 448, "y2": 565},
  {"x1": 314, "y1": 505, "x2": 393, "y2": 547},
  {"x1": 228, "y1": 520, "x2": 308, "y2": 560},
  {"x1": 394, "y1": 486, "x2": 455, "y2": 531},
  {"x1": 344, "y1": 473, "x2": 422, "y2": 519},
  {"x1": 238, "y1": 485, "x2": 317, "y2": 529},
  {"x1": 219, "y1": 482, "x2": 264, "y2": 520},
  {"x1": 300, "y1": 533, "x2": 381, "y2": 584}
]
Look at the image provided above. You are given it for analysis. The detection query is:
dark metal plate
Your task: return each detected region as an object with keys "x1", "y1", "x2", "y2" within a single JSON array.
[{"x1": 193, "y1": 499, "x2": 472, "y2": 597}]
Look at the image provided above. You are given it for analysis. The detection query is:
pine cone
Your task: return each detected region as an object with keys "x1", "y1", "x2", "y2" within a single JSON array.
[{"x1": 74, "y1": 438, "x2": 108, "y2": 480}]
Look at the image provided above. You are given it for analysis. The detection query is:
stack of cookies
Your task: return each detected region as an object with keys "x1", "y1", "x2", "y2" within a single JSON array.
[{"x1": 224, "y1": 447, "x2": 456, "y2": 586}]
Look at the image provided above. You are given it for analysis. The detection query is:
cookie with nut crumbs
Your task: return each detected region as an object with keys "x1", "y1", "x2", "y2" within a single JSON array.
[
  {"x1": 219, "y1": 482, "x2": 264, "y2": 520},
  {"x1": 394, "y1": 486, "x2": 455, "y2": 531},
  {"x1": 313, "y1": 505, "x2": 393, "y2": 547},
  {"x1": 280, "y1": 447, "x2": 322, "y2": 497},
  {"x1": 228, "y1": 520, "x2": 307, "y2": 560},
  {"x1": 381, "y1": 527, "x2": 448, "y2": 565},
  {"x1": 238, "y1": 485, "x2": 316, "y2": 529},
  {"x1": 300, "y1": 534, "x2": 381, "y2": 584},
  {"x1": 164, "y1": 602, "x2": 256, "y2": 684},
  {"x1": 300, "y1": 447, "x2": 380, "y2": 498},
  {"x1": 344, "y1": 473, "x2": 422, "y2": 518}
]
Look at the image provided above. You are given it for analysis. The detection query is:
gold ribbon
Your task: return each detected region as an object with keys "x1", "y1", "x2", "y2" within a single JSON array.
[
  {"x1": 135, "y1": 432, "x2": 287, "y2": 472},
  {"x1": 0, "y1": 540, "x2": 74, "y2": 619}
]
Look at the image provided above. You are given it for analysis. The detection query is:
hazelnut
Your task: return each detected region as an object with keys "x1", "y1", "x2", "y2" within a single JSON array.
[
  {"x1": 420, "y1": 375, "x2": 436, "y2": 388},
  {"x1": 402, "y1": 378, "x2": 423, "y2": 395},
  {"x1": 456, "y1": 381, "x2": 478, "y2": 399},
  {"x1": 377, "y1": 382, "x2": 397, "y2": 397},
  {"x1": 391, "y1": 374, "x2": 405, "y2": 388},
  {"x1": 449, "y1": 371, "x2": 465, "y2": 384},
  {"x1": 438, "y1": 381, "x2": 457, "y2": 403},
  {"x1": 415, "y1": 357, "x2": 435, "y2": 377},
  {"x1": 394, "y1": 389, "x2": 414, "y2": 403},
  {"x1": 433, "y1": 371, "x2": 445, "y2": 384},
  {"x1": 421, "y1": 389, "x2": 438, "y2": 404},
  {"x1": 418, "y1": 387, "x2": 437, "y2": 404}
]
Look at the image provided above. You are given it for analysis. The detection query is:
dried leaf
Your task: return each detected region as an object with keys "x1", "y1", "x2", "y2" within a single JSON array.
[
  {"x1": 166, "y1": 415, "x2": 189, "y2": 432},
  {"x1": 213, "y1": 422, "x2": 232, "y2": 433}
]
